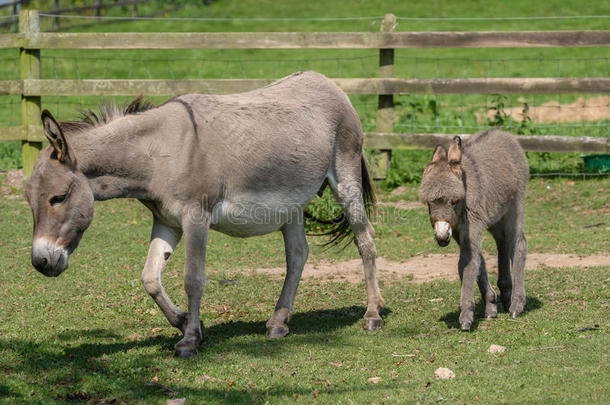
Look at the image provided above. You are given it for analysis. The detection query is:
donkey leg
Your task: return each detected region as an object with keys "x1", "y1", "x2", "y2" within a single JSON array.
[
  {"x1": 333, "y1": 180, "x2": 384, "y2": 330},
  {"x1": 356, "y1": 218, "x2": 384, "y2": 330},
  {"x1": 174, "y1": 217, "x2": 209, "y2": 358},
  {"x1": 490, "y1": 222, "x2": 512, "y2": 312},
  {"x1": 508, "y1": 197, "x2": 527, "y2": 318},
  {"x1": 141, "y1": 218, "x2": 187, "y2": 330},
  {"x1": 458, "y1": 225, "x2": 485, "y2": 331},
  {"x1": 476, "y1": 253, "x2": 498, "y2": 319},
  {"x1": 266, "y1": 218, "x2": 309, "y2": 338}
]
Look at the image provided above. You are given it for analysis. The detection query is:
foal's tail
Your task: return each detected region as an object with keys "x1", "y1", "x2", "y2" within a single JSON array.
[{"x1": 307, "y1": 155, "x2": 377, "y2": 248}]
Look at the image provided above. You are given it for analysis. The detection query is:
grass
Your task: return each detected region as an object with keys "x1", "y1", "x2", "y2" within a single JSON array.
[
  {"x1": 0, "y1": 0, "x2": 609, "y2": 171},
  {"x1": 0, "y1": 3, "x2": 608, "y2": 400},
  {"x1": 0, "y1": 173, "x2": 608, "y2": 403}
]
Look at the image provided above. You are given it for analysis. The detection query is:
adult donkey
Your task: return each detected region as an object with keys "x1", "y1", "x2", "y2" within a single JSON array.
[{"x1": 25, "y1": 71, "x2": 384, "y2": 358}]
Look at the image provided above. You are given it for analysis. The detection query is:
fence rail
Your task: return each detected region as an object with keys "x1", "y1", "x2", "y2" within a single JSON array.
[
  {"x1": 364, "y1": 132, "x2": 609, "y2": 154},
  {"x1": 2, "y1": 30, "x2": 610, "y2": 49},
  {"x1": 2, "y1": 78, "x2": 609, "y2": 97},
  {"x1": 1, "y1": 10, "x2": 609, "y2": 175}
]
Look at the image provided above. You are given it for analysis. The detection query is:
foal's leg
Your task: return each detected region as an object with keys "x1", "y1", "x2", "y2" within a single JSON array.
[
  {"x1": 490, "y1": 221, "x2": 512, "y2": 312},
  {"x1": 457, "y1": 224, "x2": 485, "y2": 331},
  {"x1": 174, "y1": 215, "x2": 210, "y2": 358},
  {"x1": 476, "y1": 252, "x2": 498, "y2": 319},
  {"x1": 507, "y1": 195, "x2": 528, "y2": 318},
  {"x1": 141, "y1": 218, "x2": 187, "y2": 330},
  {"x1": 331, "y1": 178, "x2": 384, "y2": 330},
  {"x1": 266, "y1": 217, "x2": 309, "y2": 338}
]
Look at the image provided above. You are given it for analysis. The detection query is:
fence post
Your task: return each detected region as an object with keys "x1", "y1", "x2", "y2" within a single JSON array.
[
  {"x1": 95, "y1": 0, "x2": 102, "y2": 22},
  {"x1": 19, "y1": 9, "x2": 42, "y2": 175},
  {"x1": 11, "y1": 1, "x2": 20, "y2": 32},
  {"x1": 52, "y1": 0, "x2": 59, "y2": 30},
  {"x1": 371, "y1": 13, "x2": 396, "y2": 180}
]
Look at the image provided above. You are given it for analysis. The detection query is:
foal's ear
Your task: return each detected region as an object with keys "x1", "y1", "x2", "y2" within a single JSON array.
[
  {"x1": 447, "y1": 136, "x2": 463, "y2": 178},
  {"x1": 42, "y1": 110, "x2": 71, "y2": 164},
  {"x1": 430, "y1": 144, "x2": 447, "y2": 162},
  {"x1": 447, "y1": 136, "x2": 462, "y2": 164}
]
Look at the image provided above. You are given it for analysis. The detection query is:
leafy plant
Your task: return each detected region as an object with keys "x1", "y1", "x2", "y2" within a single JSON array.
[
  {"x1": 0, "y1": 141, "x2": 21, "y2": 170},
  {"x1": 487, "y1": 94, "x2": 509, "y2": 127},
  {"x1": 303, "y1": 187, "x2": 343, "y2": 234}
]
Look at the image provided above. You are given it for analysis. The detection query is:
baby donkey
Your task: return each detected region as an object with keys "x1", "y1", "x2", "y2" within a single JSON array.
[{"x1": 419, "y1": 129, "x2": 529, "y2": 331}]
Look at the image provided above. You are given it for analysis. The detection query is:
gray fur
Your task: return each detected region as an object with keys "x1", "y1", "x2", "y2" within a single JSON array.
[
  {"x1": 419, "y1": 129, "x2": 529, "y2": 330},
  {"x1": 25, "y1": 71, "x2": 384, "y2": 357}
]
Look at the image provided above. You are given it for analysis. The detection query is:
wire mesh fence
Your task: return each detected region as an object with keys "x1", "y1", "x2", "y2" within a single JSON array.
[
  {"x1": 1, "y1": 8, "x2": 608, "y2": 176},
  {"x1": 27, "y1": 51, "x2": 610, "y2": 139}
]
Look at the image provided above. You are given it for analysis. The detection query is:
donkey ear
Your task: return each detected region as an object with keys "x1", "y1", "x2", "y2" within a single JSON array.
[
  {"x1": 447, "y1": 136, "x2": 462, "y2": 164},
  {"x1": 42, "y1": 110, "x2": 71, "y2": 163},
  {"x1": 430, "y1": 145, "x2": 447, "y2": 162}
]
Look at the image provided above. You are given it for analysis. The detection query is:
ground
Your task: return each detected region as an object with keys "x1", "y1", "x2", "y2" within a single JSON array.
[
  {"x1": 255, "y1": 253, "x2": 610, "y2": 284},
  {"x1": 0, "y1": 0, "x2": 608, "y2": 402},
  {"x1": 0, "y1": 170, "x2": 608, "y2": 403}
]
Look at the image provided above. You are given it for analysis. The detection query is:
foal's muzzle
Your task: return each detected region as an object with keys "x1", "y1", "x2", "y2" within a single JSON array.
[
  {"x1": 434, "y1": 221, "x2": 452, "y2": 247},
  {"x1": 31, "y1": 237, "x2": 69, "y2": 277}
]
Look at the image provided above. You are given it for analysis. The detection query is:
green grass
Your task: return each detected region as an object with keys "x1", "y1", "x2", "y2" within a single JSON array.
[
  {"x1": 1, "y1": 173, "x2": 608, "y2": 403},
  {"x1": 0, "y1": 0, "x2": 609, "y2": 171}
]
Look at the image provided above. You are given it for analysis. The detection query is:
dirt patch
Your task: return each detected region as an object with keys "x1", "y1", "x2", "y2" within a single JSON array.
[
  {"x1": 253, "y1": 253, "x2": 610, "y2": 284},
  {"x1": 390, "y1": 186, "x2": 410, "y2": 196},
  {"x1": 1, "y1": 169, "x2": 26, "y2": 199},
  {"x1": 378, "y1": 201, "x2": 425, "y2": 211},
  {"x1": 477, "y1": 96, "x2": 610, "y2": 124}
]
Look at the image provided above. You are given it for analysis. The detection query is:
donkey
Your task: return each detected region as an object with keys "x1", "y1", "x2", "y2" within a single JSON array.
[
  {"x1": 24, "y1": 71, "x2": 384, "y2": 357},
  {"x1": 418, "y1": 130, "x2": 529, "y2": 331}
]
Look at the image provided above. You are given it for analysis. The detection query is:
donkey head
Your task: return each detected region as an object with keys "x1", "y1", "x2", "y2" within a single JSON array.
[
  {"x1": 418, "y1": 137, "x2": 465, "y2": 247},
  {"x1": 25, "y1": 110, "x2": 94, "y2": 277}
]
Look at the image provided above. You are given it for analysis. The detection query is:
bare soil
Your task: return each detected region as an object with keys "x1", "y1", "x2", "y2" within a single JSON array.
[
  {"x1": 253, "y1": 253, "x2": 610, "y2": 284},
  {"x1": 1, "y1": 169, "x2": 25, "y2": 200},
  {"x1": 477, "y1": 96, "x2": 610, "y2": 124},
  {"x1": 378, "y1": 201, "x2": 424, "y2": 210}
]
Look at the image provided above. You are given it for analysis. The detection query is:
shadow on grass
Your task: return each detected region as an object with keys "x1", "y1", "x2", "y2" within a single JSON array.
[
  {"x1": 55, "y1": 328, "x2": 121, "y2": 341},
  {"x1": 439, "y1": 296, "x2": 543, "y2": 330},
  {"x1": 0, "y1": 306, "x2": 392, "y2": 402}
]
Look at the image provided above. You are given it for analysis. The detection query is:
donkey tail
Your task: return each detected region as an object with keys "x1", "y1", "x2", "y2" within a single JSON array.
[
  {"x1": 304, "y1": 211, "x2": 345, "y2": 225},
  {"x1": 361, "y1": 153, "x2": 378, "y2": 218},
  {"x1": 307, "y1": 155, "x2": 377, "y2": 248}
]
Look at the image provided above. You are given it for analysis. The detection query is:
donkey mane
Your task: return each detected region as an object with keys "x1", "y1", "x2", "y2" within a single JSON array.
[{"x1": 59, "y1": 95, "x2": 156, "y2": 134}]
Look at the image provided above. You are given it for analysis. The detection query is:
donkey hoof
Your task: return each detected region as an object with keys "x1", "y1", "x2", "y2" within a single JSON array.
[
  {"x1": 266, "y1": 325, "x2": 289, "y2": 339},
  {"x1": 363, "y1": 317, "x2": 384, "y2": 331},
  {"x1": 174, "y1": 347, "x2": 197, "y2": 358},
  {"x1": 509, "y1": 304, "x2": 524, "y2": 319},
  {"x1": 460, "y1": 322, "x2": 472, "y2": 331}
]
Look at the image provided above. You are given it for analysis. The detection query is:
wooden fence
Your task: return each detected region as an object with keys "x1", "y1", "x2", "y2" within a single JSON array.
[{"x1": 1, "y1": 10, "x2": 609, "y2": 175}]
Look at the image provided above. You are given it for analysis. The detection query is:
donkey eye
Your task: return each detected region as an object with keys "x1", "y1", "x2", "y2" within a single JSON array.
[{"x1": 49, "y1": 194, "x2": 68, "y2": 206}]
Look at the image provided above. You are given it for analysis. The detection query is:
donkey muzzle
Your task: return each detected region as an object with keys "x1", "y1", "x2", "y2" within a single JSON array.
[
  {"x1": 31, "y1": 237, "x2": 69, "y2": 277},
  {"x1": 434, "y1": 221, "x2": 452, "y2": 247}
]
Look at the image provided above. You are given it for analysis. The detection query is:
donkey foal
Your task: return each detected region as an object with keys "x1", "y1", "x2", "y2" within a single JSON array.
[{"x1": 419, "y1": 130, "x2": 529, "y2": 331}]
